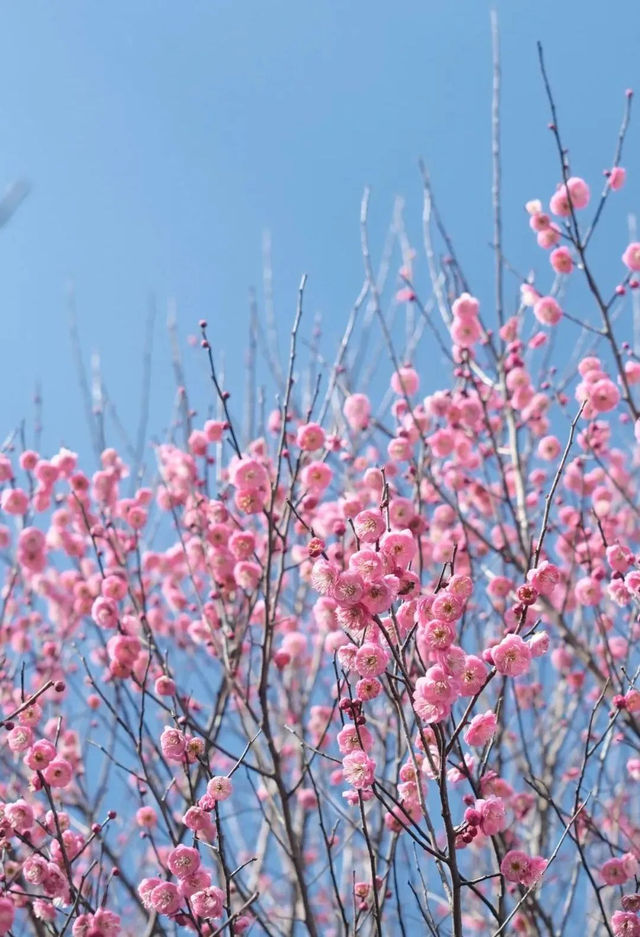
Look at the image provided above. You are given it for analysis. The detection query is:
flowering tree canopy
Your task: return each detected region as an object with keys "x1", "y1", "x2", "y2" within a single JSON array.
[{"x1": 1, "y1": 38, "x2": 640, "y2": 937}]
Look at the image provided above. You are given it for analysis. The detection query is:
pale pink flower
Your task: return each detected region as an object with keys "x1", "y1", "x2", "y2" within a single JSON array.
[
  {"x1": 436, "y1": 643, "x2": 467, "y2": 676},
  {"x1": 448, "y1": 574, "x2": 473, "y2": 600},
  {"x1": 33, "y1": 900, "x2": 57, "y2": 922},
  {"x1": 1, "y1": 488, "x2": 28, "y2": 515},
  {"x1": 537, "y1": 225, "x2": 561, "y2": 248},
  {"x1": 204, "y1": 419, "x2": 225, "y2": 442},
  {"x1": 627, "y1": 757, "x2": 640, "y2": 781},
  {"x1": 188, "y1": 429, "x2": 208, "y2": 456},
  {"x1": 626, "y1": 360, "x2": 640, "y2": 384},
  {"x1": 612, "y1": 911, "x2": 640, "y2": 937},
  {"x1": 418, "y1": 665, "x2": 460, "y2": 705},
  {"x1": 191, "y1": 886, "x2": 225, "y2": 919},
  {"x1": 356, "y1": 677, "x2": 382, "y2": 700},
  {"x1": 301, "y1": 460, "x2": 333, "y2": 493},
  {"x1": 73, "y1": 910, "x2": 120, "y2": 937},
  {"x1": 168, "y1": 845, "x2": 201, "y2": 879},
  {"x1": 342, "y1": 750, "x2": 376, "y2": 789},
  {"x1": 229, "y1": 530, "x2": 256, "y2": 559},
  {"x1": 72, "y1": 914, "x2": 92, "y2": 937},
  {"x1": 333, "y1": 571, "x2": 365, "y2": 607},
  {"x1": 179, "y1": 869, "x2": 211, "y2": 899},
  {"x1": 390, "y1": 366, "x2": 419, "y2": 396},
  {"x1": 477, "y1": 796, "x2": 507, "y2": 835},
  {"x1": 138, "y1": 878, "x2": 162, "y2": 910},
  {"x1": 42, "y1": 757, "x2": 73, "y2": 788},
  {"x1": 184, "y1": 806, "x2": 209, "y2": 830},
  {"x1": 626, "y1": 690, "x2": 640, "y2": 713},
  {"x1": 451, "y1": 293, "x2": 480, "y2": 320},
  {"x1": 350, "y1": 549, "x2": 383, "y2": 581},
  {"x1": 550, "y1": 246, "x2": 573, "y2": 274},
  {"x1": 42, "y1": 862, "x2": 68, "y2": 899},
  {"x1": 451, "y1": 317, "x2": 481, "y2": 347},
  {"x1": 549, "y1": 178, "x2": 589, "y2": 215},
  {"x1": 623, "y1": 242, "x2": 640, "y2": 271},
  {"x1": 355, "y1": 642, "x2": 390, "y2": 678},
  {"x1": 537, "y1": 435, "x2": 560, "y2": 464},
  {"x1": 609, "y1": 579, "x2": 632, "y2": 607},
  {"x1": 574, "y1": 576, "x2": 602, "y2": 606},
  {"x1": 160, "y1": 726, "x2": 187, "y2": 762},
  {"x1": 589, "y1": 378, "x2": 620, "y2": 413},
  {"x1": 234, "y1": 560, "x2": 262, "y2": 591},
  {"x1": 396, "y1": 286, "x2": 416, "y2": 303},
  {"x1": 155, "y1": 675, "x2": 176, "y2": 696},
  {"x1": 521, "y1": 855, "x2": 548, "y2": 886},
  {"x1": 431, "y1": 591, "x2": 463, "y2": 622},
  {"x1": 528, "y1": 561, "x2": 560, "y2": 595},
  {"x1": 234, "y1": 487, "x2": 265, "y2": 514},
  {"x1": 501, "y1": 849, "x2": 531, "y2": 883},
  {"x1": 529, "y1": 211, "x2": 550, "y2": 232},
  {"x1": 492, "y1": 634, "x2": 531, "y2": 677},
  {"x1": 601, "y1": 855, "x2": 637, "y2": 886},
  {"x1": 136, "y1": 806, "x2": 158, "y2": 827},
  {"x1": 5, "y1": 799, "x2": 34, "y2": 833},
  {"x1": 150, "y1": 881, "x2": 182, "y2": 915},
  {"x1": 207, "y1": 776, "x2": 233, "y2": 801},
  {"x1": 549, "y1": 188, "x2": 570, "y2": 216},
  {"x1": 296, "y1": 422, "x2": 325, "y2": 451},
  {"x1": 566, "y1": 177, "x2": 590, "y2": 208},
  {"x1": 533, "y1": 296, "x2": 562, "y2": 326},
  {"x1": 337, "y1": 724, "x2": 373, "y2": 754},
  {"x1": 23, "y1": 855, "x2": 48, "y2": 885},
  {"x1": 7, "y1": 724, "x2": 33, "y2": 753},
  {"x1": 379, "y1": 529, "x2": 417, "y2": 568},
  {"x1": 343, "y1": 393, "x2": 371, "y2": 431},
  {"x1": 24, "y1": 739, "x2": 56, "y2": 771},
  {"x1": 464, "y1": 711, "x2": 497, "y2": 747},
  {"x1": 335, "y1": 642, "x2": 357, "y2": 669},
  {"x1": 311, "y1": 559, "x2": 339, "y2": 596},
  {"x1": 229, "y1": 457, "x2": 268, "y2": 491},
  {"x1": 607, "y1": 543, "x2": 633, "y2": 572},
  {"x1": 91, "y1": 596, "x2": 119, "y2": 630},
  {"x1": 353, "y1": 510, "x2": 386, "y2": 543},
  {"x1": 528, "y1": 631, "x2": 550, "y2": 658},
  {"x1": 459, "y1": 655, "x2": 488, "y2": 696},
  {"x1": 609, "y1": 166, "x2": 627, "y2": 190},
  {"x1": 420, "y1": 618, "x2": 456, "y2": 652},
  {"x1": 361, "y1": 579, "x2": 393, "y2": 614}
]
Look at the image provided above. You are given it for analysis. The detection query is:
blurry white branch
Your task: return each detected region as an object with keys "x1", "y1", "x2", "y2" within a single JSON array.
[{"x1": 0, "y1": 179, "x2": 30, "y2": 228}]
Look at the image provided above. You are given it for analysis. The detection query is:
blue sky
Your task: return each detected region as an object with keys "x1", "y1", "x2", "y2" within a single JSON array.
[{"x1": 1, "y1": 0, "x2": 639, "y2": 461}]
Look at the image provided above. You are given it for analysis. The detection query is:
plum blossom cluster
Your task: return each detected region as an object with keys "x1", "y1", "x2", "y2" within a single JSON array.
[
  {"x1": 0, "y1": 82, "x2": 640, "y2": 937},
  {"x1": 138, "y1": 845, "x2": 226, "y2": 925}
]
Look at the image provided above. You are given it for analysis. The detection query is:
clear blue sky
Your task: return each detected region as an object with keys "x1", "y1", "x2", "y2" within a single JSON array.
[{"x1": 1, "y1": 0, "x2": 639, "y2": 460}]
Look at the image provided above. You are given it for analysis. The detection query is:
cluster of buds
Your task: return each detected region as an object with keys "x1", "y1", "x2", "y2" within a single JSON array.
[{"x1": 339, "y1": 695, "x2": 366, "y2": 727}]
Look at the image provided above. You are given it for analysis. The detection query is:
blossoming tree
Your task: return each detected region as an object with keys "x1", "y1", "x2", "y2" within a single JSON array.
[{"x1": 1, "y1": 40, "x2": 640, "y2": 937}]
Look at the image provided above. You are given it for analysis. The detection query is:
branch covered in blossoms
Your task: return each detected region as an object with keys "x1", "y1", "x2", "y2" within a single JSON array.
[{"x1": 0, "y1": 43, "x2": 640, "y2": 937}]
